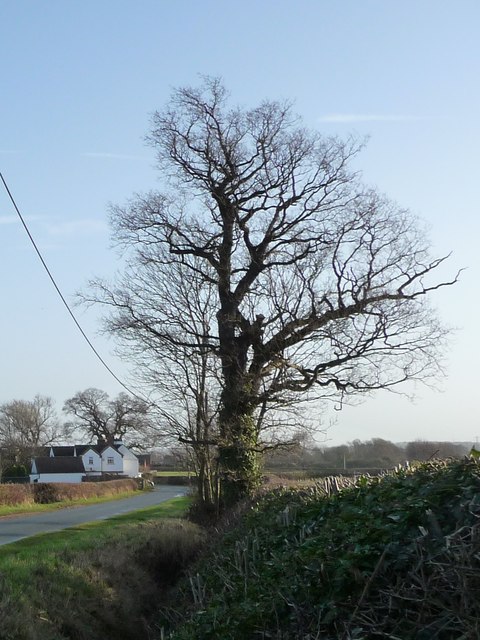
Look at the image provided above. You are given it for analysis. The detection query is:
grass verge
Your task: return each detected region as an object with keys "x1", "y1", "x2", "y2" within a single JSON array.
[
  {"x1": 152, "y1": 471, "x2": 196, "y2": 477},
  {"x1": 0, "y1": 496, "x2": 192, "y2": 555},
  {"x1": 0, "y1": 496, "x2": 205, "y2": 640}
]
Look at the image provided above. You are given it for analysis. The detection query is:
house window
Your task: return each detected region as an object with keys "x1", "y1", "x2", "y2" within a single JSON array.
[
  {"x1": 88, "y1": 457, "x2": 94, "y2": 465},
  {"x1": 107, "y1": 457, "x2": 114, "y2": 465}
]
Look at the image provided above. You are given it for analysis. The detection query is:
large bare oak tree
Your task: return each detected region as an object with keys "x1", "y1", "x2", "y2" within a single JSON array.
[
  {"x1": 87, "y1": 78, "x2": 457, "y2": 505},
  {"x1": 63, "y1": 388, "x2": 155, "y2": 449}
]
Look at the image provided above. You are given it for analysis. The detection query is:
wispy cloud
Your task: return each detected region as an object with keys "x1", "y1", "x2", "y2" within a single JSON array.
[
  {"x1": 82, "y1": 152, "x2": 146, "y2": 160},
  {"x1": 0, "y1": 214, "x2": 47, "y2": 225},
  {"x1": 318, "y1": 114, "x2": 424, "y2": 123},
  {"x1": 0, "y1": 215, "x2": 17, "y2": 225},
  {"x1": 0, "y1": 213, "x2": 106, "y2": 236},
  {"x1": 46, "y1": 219, "x2": 108, "y2": 237}
]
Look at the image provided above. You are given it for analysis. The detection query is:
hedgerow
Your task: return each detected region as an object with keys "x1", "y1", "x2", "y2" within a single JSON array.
[
  {"x1": 32, "y1": 478, "x2": 138, "y2": 503},
  {"x1": 0, "y1": 479, "x2": 139, "y2": 506},
  {"x1": 0, "y1": 484, "x2": 33, "y2": 506},
  {"x1": 168, "y1": 459, "x2": 480, "y2": 639}
]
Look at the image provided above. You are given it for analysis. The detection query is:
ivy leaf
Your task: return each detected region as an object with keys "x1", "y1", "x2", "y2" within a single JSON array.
[{"x1": 387, "y1": 514, "x2": 401, "y2": 522}]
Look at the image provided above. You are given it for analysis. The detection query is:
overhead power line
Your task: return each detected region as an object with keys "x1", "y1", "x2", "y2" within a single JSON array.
[{"x1": 0, "y1": 171, "x2": 147, "y2": 403}]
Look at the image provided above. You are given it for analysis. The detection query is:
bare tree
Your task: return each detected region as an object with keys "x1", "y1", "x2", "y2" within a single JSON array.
[
  {"x1": 111, "y1": 260, "x2": 222, "y2": 507},
  {"x1": 0, "y1": 395, "x2": 62, "y2": 469},
  {"x1": 86, "y1": 78, "x2": 457, "y2": 506},
  {"x1": 63, "y1": 388, "x2": 155, "y2": 449}
]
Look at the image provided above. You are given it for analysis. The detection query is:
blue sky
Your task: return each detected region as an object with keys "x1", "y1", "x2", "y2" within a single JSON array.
[{"x1": 1, "y1": 1, "x2": 479, "y2": 445}]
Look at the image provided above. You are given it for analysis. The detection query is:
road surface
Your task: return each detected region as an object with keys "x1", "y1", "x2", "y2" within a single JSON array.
[{"x1": 0, "y1": 485, "x2": 188, "y2": 547}]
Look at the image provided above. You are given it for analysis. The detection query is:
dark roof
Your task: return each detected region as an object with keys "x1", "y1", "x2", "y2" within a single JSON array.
[
  {"x1": 45, "y1": 442, "x2": 136, "y2": 458},
  {"x1": 75, "y1": 445, "x2": 100, "y2": 456},
  {"x1": 32, "y1": 457, "x2": 85, "y2": 474},
  {"x1": 111, "y1": 444, "x2": 124, "y2": 456},
  {"x1": 50, "y1": 446, "x2": 76, "y2": 457},
  {"x1": 74, "y1": 443, "x2": 124, "y2": 456},
  {"x1": 100, "y1": 444, "x2": 124, "y2": 456}
]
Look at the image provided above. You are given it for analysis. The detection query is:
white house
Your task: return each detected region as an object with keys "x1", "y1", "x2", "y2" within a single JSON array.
[
  {"x1": 75, "y1": 446, "x2": 102, "y2": 476},
  {"x1": 30, "y1": 457, "x2": 86, "y2": 483},
  {"x1": 99, "y1": 444, "x2": 124, "y2": 474},
  {"x1": 31, "y1": 440, "x2": 140, "y2": 483},
  {"x1": 117, "y1": 443, "x2": 140, "y2": 477}
]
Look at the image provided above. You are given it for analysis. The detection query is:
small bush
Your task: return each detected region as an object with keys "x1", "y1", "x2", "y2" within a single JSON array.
[
  {"x1": 33, "y1": 483, "x2": 59, "y2": 504},
  {"x1": 2, "y1": 464, "x2": 28, "y2": 478}
]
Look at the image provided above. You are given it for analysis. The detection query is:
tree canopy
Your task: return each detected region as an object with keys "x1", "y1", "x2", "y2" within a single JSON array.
[
  {"x1": 63, "y1": 388, "x2": 154, "y2": 449},
  {"x1": 87, "y1": 78, "x2": 457, "y2": 506}
]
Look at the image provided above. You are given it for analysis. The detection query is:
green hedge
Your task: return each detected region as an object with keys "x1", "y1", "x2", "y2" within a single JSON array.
[{"x1": 170, "y1": 459, "x2": 480, "y2": 639}]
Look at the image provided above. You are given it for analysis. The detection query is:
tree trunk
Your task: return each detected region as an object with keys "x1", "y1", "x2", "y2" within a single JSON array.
[
  {"x1": 191, "y1": 445, "x2": 215, "y2": 508},
  {"x1": 217, "y1": 385, "x2": 261, "y2": 507}
]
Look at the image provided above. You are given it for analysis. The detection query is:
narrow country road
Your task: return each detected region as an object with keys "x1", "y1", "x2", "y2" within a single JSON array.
[{"x1": 0, "y1": 485, "x2": 188, "y2": 547}]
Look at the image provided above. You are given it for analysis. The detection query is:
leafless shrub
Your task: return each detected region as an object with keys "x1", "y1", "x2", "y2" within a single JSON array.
[{"x1": 0, "y1": 483, "x2": 33, "y2": 506}]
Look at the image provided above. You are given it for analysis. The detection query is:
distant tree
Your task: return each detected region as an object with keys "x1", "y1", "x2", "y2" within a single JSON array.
[
  {"x1": 317, "y1": 444, "x2": 350, "y2": 469},
  {"x1": 0, "y1": 395, "x2": 62, "y2": 470},
  {"x1": 63, "y1": 388, "x2": 155, "y2": 449},
  {"x1": 368, "y1": 438, "x2": 405, "y2": 466},
  {"x1": 264, "y1": 429, "x2": 313, "y2": 471},
  {"x1": 300, "y1": 439, "x2": 405, "y2": 470},
  {"x1": 85, "y1": 78, "x2": 457, "y2": 506},
  {"x1": 405, "y1": 440, "x2": 468, "y2": 461},
  {"x1": 347, "y1": 438, "x2": 404, "y2": 468}
]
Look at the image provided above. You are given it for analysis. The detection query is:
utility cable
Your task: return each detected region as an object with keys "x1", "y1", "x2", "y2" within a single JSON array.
[{"x1": 0, "y1": 171, "x2": 150, "y2": 404}]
